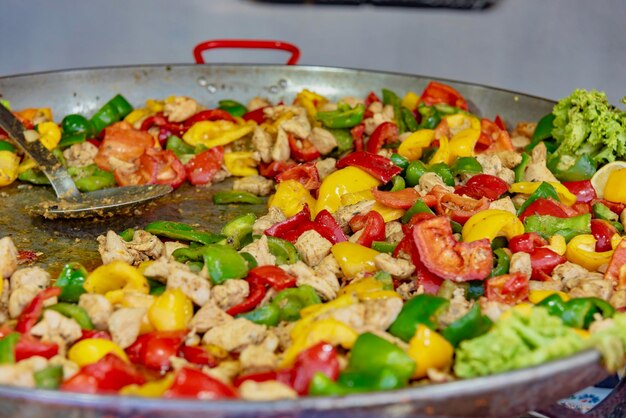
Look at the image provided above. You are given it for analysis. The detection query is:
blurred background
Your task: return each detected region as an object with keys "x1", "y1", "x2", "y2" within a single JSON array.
[{"x1": 1, "y1": 0, "x2": 625, "y2": 104}]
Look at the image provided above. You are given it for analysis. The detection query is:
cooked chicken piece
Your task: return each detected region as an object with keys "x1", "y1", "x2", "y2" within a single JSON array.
[
  {"x1": 281, "y1": 113, "x2": 311, "y2": 140},
  {"x1": 163, "y1": 96, "x2": 199, "y2": 123},
  {"x1": 97, "y1": 231, "x2": 135, "y2": 265},
  {"x1": 340, "y1": 96, "x2": 364, "y2": 108},
  {"x1": 8, "y1": 285, "x2": 42, "y2": 318},
  {"x1": 163, "y1": 241, "x2": 188, "y2": 259},
  {"x1": 427, "y1": 368, "x2": 455, "y2": 383},
  {"x1": 281, "y1": 261, "x2": 340, "y2": 301},
  {"x1": 317, "y1": 254, "x2": 343, "y2": 279},
  {"x1": 0, "y1": 279, "x2": 9, "y2": 322},
  {"x1": 63, "y1": 142, "x2": 99, "y2": 168},
  {"x1": 438, "y1": 288, "x2": 472, "y2": 327},
  {"x1": 512, "y1": 122, "x2": 537, "y2": 139},
  {"x1": 316, "y1": 158, "x2": 337, "y2": 180},
  {"x1": 78, "y1": 293, "x2": 113, "y2": 330},
  {"x1": 240, "y1": 235, "x2": 276, "y2": 267},
  {"x1": 476, "y1": 154, "x2": 515, "y2": 185},
  {"x1": 264, "y1": 105, "x2": 305, "y2": 120},
  {"x1": 610, "y1": 289, "x2": 626, "y2": 310},
  {"x1": 396, "y1": 281, "x2": 422, "y2": 301},
  {"x1": 568, "y1": 279, "x2": 613, "y2": 301},
  {"x1": 382, "y1": 221, "x2": 403, "y2": 245},
  {"x1": 333, "y1": 200, "x2": 376, "y2": 233},
  {"x1": 271, "y1": 128, "x2": 291, "y2": 162},
  {"x1": 320, "y1": 303, "x2": 366, "y2": 329},
  {"x1": 0, "y1": 356, "x2": 49, "y2": 388},
  {"x1": 233, "y1": 175, "x2": 274, "y2": 197},
  {"x1": 212, "y1": 169, "x2": 231, "y2": 185},
  {"x1": 620, "y1": 208, "x2": 626, "y2": 232},
  {"x1": 247, "y1": 97, "x2": 270, "y2": 111},
  {"x1": 509, "y1": 252, "x2": 532, "y2": 280},
  {"x1": 374, "y1": 253, "x2": 415, "y2": 279},
  {"x1": 190, "y1": 300, "x2": 233, "y2": 334},
  {"x1": 252, "y1": 206, "x2": 286, "y2": 236},
  {"x1": 252, "y1": 126, "x2": 274, "y2": 164},
  {"x1": 529, "y1": 280, "x2": 564, "y2": 292},
  {"x1": 204, "y1": 360, "x2": 241, "y2": 385},
  {"x1": 364, "y1": 104, "x2": 395, "y2": 135},
  {"x1": 31, "y1": 310, "x2": 82, "y2": 344},
  {"x1": 295, "y1": 230, "x2": 332, "y2": 267},
  {"x1": 211, "y1": 279, "x2": 250, "y2": 311},
  {"x1": 511, "y1": 194, "x2": 527, "y2": 209},
  {"x1": 523, "y1": 143, "x2": 559, "y2": 183},
  {"x1": 10, "y1": 267, "x2": 50, "y2": 290},
  {"x1": 0, "y1": 237, "x2": 18, "y2": 279},
  {"x1": 479, "y1": 298, "x2": 511, "y2": 322},
  {"x1": 511, "y1": 135, "x2": 531, "y2": 149},
  {"x1": 239, "y1": 380, "x2": 298, "y2": 400},
  {"x1": 415, "y1": 172, "x2": 454, "y2": 195},
  {"x1": 49, "y1": 355, "x2": 79, "y2": 380},
  {"x1": 239, "y1": 344, "x2": 278, "y2": 374},
  {"x1": 125, "y1": 230, "x2": 164, "y2": 261},
  {"x1": 202, "y1": 318, "x2": 267, "y2": 352},
  {"x1": 363, "y1": 297, "x2": 403, "y2": 330},
  {"x1": 144, "y1": 257, "x2": 212, "y2": 307},
  {"x1": 107, "y1": 307, "x2": 146, "y2": 349},
  {"x1": 310, "y1": 127, "x2": 338, "y2": 155},
  {"x1": 488, "y1": 197, "x2": 516, "y2": 214},
  {"x1": 273, "y1": 322, "x2": 294, "y2": 351},
  {"x1": 554, "y1": 262, "x2": 594, "y2": 289},
  {"x1": 495, "y1": 151, "x2": 523, "y2": 169},
  {"x1": 109, "y1": 156, "x2": 137, "y2": 173}
]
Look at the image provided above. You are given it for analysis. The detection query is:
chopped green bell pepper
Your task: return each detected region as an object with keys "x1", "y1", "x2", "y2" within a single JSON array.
[
  {"x1": 547, "y1": 154, "x2": 596, "y2": 182},
  {"x1": 524, "y1": 213, "x2": 591, "y2": 242},
  {"x1": 516, "y1": 182, "x2": 560, "y2": 216},
  {"x1": 148, "y1": 278, "x2": 166, "y2": 296},
  {"x1": 389, "y1": 294, "x2": 449, "y2": 342},
  {"x1": 0, "y1": 332, "x2": 20, "y2": 364},
  {"x1": 490, "y1": 248, "x2": 511, "y2": 277},
  {"x1": 429, "y1": 163, "x2": 455, "y2": 186},
  {"x1": 266, "y1": 236, "x2": 300, "y2": 265},
  {"x1": 34, "y1": 365, "x2": 64, "y2": 389},
  {"x1": 417, "y1": 103, "x2": 442, "y2": 130},
  {"x1": 240, "y1": 252, "x2": 258, "y2": 269},
  {"x1": 61, "y1": 114, "x2": 94, "y2": 138},
  {"x1": 401, "y1": 107, "x2": 420, "y2": 132},
  {"x1": 212, "y1": 190, "x2": 263, "y2": 205},
  {"x1": 202, "y1": 244, "x2": 249, "y2": 285},
  {"x1": 382, "y1": 89, "x2": 406, "y2": 134},
  {"x1": 221, "y1": 213, "x2": 256, "y2": 250},
  {"x1": 144, "y1": 221, "x2": 224, "y2": 245},
  {"x1": 329, "y1": 128, "x2": 354, "y2": 156},
  {"x1": 525, "y1": 113, "x2": 555, "y2": 152},
  {"x1": 347, "y1": 332, "x2": 415, "y2": 385},
  {"x1": 90, "y1": 94, "x2": 133, "y2": 134},
  {"x1": 390, "y1": 153, "x2": 409, "y2": 173},
  {"x1": 0, "y1": 140, "x2": 16, "y2": 153},
  {"x1": 271, "y1": 285, "x2": 321, "y2": 322},
  {"x1": 238, "y1": 304, "x2": 280, "y2": 326},
  {"x1": 119, "y1": 228, "x2": 135, "y2": 242},
  {"x1": 373, "y1": 271, "x2": 394, "y2": 290},
  {"x1": 316, "y1": 103, "x2": 365, "y2": 129},
  {"x1": 18, "y1": 168, "x2": 50, "y2": 185},
  {"x1": 592, "y1": 202, "x2": 619, "y2": 222},
  {"x1": 514, "y1": 152, "x2": 531, "y2": 183},
  {"x1": 371, "y1": 241, "x2": 397, "y2": 254},
  {"x1": 451, "y1": 156, "x2": 483, "y2": 177},
  {"x1": 166, "y1": 135, "x2": 195, "y2": 159},
  {"x1": 389, "y1": 175, "x2": 405, "y2": 192},
  {"x1": 538, "y1": 294, "x2": 616, "y2": 329},
  {"x1": 58, "y1": 132, "x2": 87, "y2": 149},
  {"x1": 54, "y1": 262, "x2": 88, "y2": 303},
  {"x1": 401, "y1": 198, "x2": 435, "y2": 224},
  {"x1": 466, "y1": 280, "x2": 485, "y2": 300},
  {"x1": 68, "y1": 164, "x2": 116, "y2": 192},
  {"x1": 218, "y1": 99, "x2": 247, "y2": 117},
  {"x1": 404, "y1": 160, "x2": 428, "y2": 186},
  {"x1": 46, "y1": 303, "x2": 94, "y2": 330},
  {"x1": 442, "y1": 304, "x2": 493, "y2": 347}
]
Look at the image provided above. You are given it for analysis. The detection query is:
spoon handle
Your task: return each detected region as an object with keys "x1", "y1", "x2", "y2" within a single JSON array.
[{"x1": 0, "y1": 104, "x2": 80, "y2": 199}]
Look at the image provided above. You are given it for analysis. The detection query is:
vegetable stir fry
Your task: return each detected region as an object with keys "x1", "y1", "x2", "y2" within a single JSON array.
[{"x1": 3, "y1": 84, "x2": 626, "y2": 400}]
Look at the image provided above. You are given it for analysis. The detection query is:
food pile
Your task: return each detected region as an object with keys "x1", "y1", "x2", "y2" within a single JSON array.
[{"x1": 2, "y1": 83, "x2": 626, "y2": 399}]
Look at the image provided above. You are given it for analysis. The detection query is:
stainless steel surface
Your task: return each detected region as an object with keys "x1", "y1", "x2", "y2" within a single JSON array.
[{"x1": 0, "y1": 64, "x2": 613, "y2": 417}]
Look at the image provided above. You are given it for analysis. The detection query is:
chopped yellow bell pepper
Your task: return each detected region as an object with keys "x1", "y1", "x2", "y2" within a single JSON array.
[
  {"x1": 499, "y1": 302, "x2": 534, "y2": 320},
  {"x1": 146, "y1": 99, "x2": 165, "y2": 113},
  {"x1": 316, "y1": 167, "x2": 381, "y2": 214},
  {"x1": 0, "y1": 150, "x2": 20, "y2": 187},
  {"x1": 543, "y1": 235, "x2": 567, "y2": 256},
  {"x1": 408, "y1": 325, "x2": 454, "y2": 379},
  {"x1": 120, "y1": 373, "x2": 175, "y2": 397},
  {"x1": 604, "y1": 168, "x2": 626, "y2": 204},
  {"x1": 331, "y1": 242, "x2": 380, "y2": 278},
  {"x1": 462, "y1": 209, "x2": 524, "y2": 242},
  {"x1": 446, "y1": 114, "x2": 481, "y2": 161},
  {"x1": 509, "y1": 182, "x2": 577, "y2": 206},
  {"x1": 528, "y1": 290, "x2": 571, "y2": 304},
  {"x1": 17, "y1": 156, "x2": 37, "y2": 175},
  {"x1": 37, "y1": 122, "x2": 62, "y2": 150},
  {"x1": 124, "y1": 108, "x2": 153, "y2": 125},
  {"x1": 401, "y1": 92, "x2": 420, "y2": 111},
  {"x1": 224, "y1": 151, "x2": 258, "y2": 177},
  {"x1": 397, "y1": 129, "x2": 434, "y2": 161},
  {"x1": 565, "y1": 234, "x2": 614, "y2": 271},
  {"x1": 293, "y1": 294, "x2": 358, "y2": 340},
  {"x1": 148, "y1": 288, "x2": 193, "y2": 331},
  {"x1": 428, "y1": 135, "x2": 450, "y2": 165},
  {"x1": 67, "y1": 338, "x2": 128, "y2": 367},
  {"x1": 261, "y1": 111, "x2": 294, "y2": 136},
  {"x1": 268, "y1": 179, "x2": 316, "y2": 218},
  {"x1": 15, "y1": 108, "x2": 52, "y2": 123},
  {"x1": 294, "y1": 89, "x2": 328, "y2": 120},
  {"x1": 182, "y1": 120, "x2": 254, "y2": 149},
  {"x1": 281, "y1": 318, "x2": 358, "y2": 367},
  {"x1": 84, "y1": 261, "x2": 150, "y2": 301},
  {"x1": 107, "y1": 291, "x2": 155, "y2": 309},
  {"x1": 340, "y1": 189, "x2": 404, "y2": 222},
  {"x1": 337, "y1": 277, "x2": 401, "y2": 300}
]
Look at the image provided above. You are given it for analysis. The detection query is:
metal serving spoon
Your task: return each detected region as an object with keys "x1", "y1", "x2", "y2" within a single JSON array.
[{"x1": 0, "y1": 104, "x2": 172, "y2": 218}]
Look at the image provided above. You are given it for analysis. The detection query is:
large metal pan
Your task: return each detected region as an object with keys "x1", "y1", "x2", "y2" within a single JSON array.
[{"x1": 0, "y1": 64, "x2": 623, "y2": 418}]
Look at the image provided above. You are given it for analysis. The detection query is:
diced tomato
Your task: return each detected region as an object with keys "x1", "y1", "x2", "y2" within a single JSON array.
[
  {"x1": 455, "y1": 174, "x2": 509, "y2": 201},
  {"x1": 509, "y1": 233, "x2": 549, "y2": 254},
  {"x1": 350, "y1": 124, "x2": 365, "y2": 153},
  {"x1": 605, "y1": 240, "x2": 626, "y2": 286},
  {"x1": 61, "y1": 353, "x2": 145, "y2": 394},
  {"x1": 164, "y1": 367, "x2": 237, "y2": 399},
  {"x1": 336, "y1": 152, "x2": 401, "y2": 183},
  {"x1": 94, "y1": 122, "x2": 154, "y2": 172},
  {"x1": 591, "y1": 219, "x2": 619, "y2": 252},
  {"x1": 393, "y1": 228, "x2": 443, "y2": 294},
  {"x1": 275, "y1": 162, "x2": 321, "y2": 190},
  {"x1": 364, "y1": 91, "x2": 381, "y2": 108},
  {"x1": 366, "y1": 122, "x2": 398, "y2": 154},
  {"x1": 518, "y1": 198, "x2": 569, "y2": 222},
  {"x1": 349, "y1": 211, "x2": 386, "y2": 248},
  {"x1": 529, "y1": 248, "x2": 566, "y2": 281},
  {"x1": 476, "y1": 118, "x2": 514, "y2": 152},
  {"x1": 494, "y1": 115, "x2": 507, "y2": 131},
  {"x1": 145, "y1": 148, "x2": 187, "y2": 188},
  {"x1": 247, "y1": 266, "x2": 297, "y2": 290},
  {"x1": 371, "y1": 188, "x2": 420, "y2": 209},
  {"x1": 288, "y1": 134, "x2": 320, "y2": 162},
  {"x1": 179, "y1": 345, "x2": 218, "y2": 367},
  {"x1": 485, "y1": 273, "x2": 529, "y2": 304},
  {"x1": 184, "y1": 147, "x2": 224, "y2": 185},
  {"x1": 419, "y1": 81, "x2": 468, "y2": 111},
  {"x1": 412, "y1": 216, "x2": 492, "y2": 281},
  {"x1": 434, "y1": 187, "x2": 489, "y2": 224},
  {"x1": 258, "y1": 160, "x2": 298, "y2": 179}
]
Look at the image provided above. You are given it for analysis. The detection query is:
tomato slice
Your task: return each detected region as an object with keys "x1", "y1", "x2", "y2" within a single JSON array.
[
  {"x1": 419, "y1": 81, "x2": 468, "y2": 111},
  {"x1": 146, "y1": 148, "x2": 187, "y2": 188},
  {"x1": 94, "y1": 122, "x2": 154, "y2": 172},
  {"x1": 185, "y1": 147, "x2": 225, "y2": 185},
  {"x1": 275, "y1": 162, "x2": 321, "y2": 190},
  {"x1": 476, "y1": 118, "x2": 514, "y2": 152},
  {"x1": 509, "y1": 233, "x2": 548, "y2": 254},
  {"x1": 258, "y1": 160, "x2": 298, "y2": 179},
  {"x1": 371, "y1": 188, "x2": 420, "y2": 209},
  {"x1": 485, "y1": 273, "x2": 529, "y2": 304},
  {"x1": 349, "y1": 211, "x2": 386, "y2": 248},
  {"x1": 529, "y1": 247, "x2": 566, "y2": 281},
  {"x1": 605, "y1": 240, "x2": 626, "y2": 286},
  {"x1": 434, "y1": 187, "x2": 489, "y2": 224},
  {"x1": 412, "y1": 216, "x2": 492, "y2": 281}
]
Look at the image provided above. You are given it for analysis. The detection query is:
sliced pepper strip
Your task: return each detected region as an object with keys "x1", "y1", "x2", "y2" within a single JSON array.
[
  {"x1": 316, "y1": 167, "x2": 381, "y2": 214},
  {"x1": 510, "y1": 182, "x2": 577, "y2": 206},
  {"x1": 336, "y1": 151, "x2": 402, "y2": 183},
  {"x1": 331, "y1": 242, "x2": 380, "y2": 278},
  {"x1": 83, "y1": 261, "x2": 149, "y2": 302},
  {"x1": 224, "y1": 151, "x2": 258, "y2": 177},
  {"x1": 397, "y1": 129, "x2": 435, "y2": 161},
  {"x1": 182, "y1": 120, "x2": 254, "y2": 149},
  {"x1": 566, "y1": 234, "x2": 614, "y2": 271},
  {"x1": 462, "y1": 210, "x2": 525, "y2": 243},
  {"x1": 446, "y1": 114, "x2": 481, "y2": 161}
]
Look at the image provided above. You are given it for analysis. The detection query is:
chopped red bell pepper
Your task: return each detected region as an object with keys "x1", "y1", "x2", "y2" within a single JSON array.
[
  {"x1": 283, "y1": 342, "x2": 340, "y2": 395},
  {"x1": 243, "y1": 107, "x2": 267, "y2": 124},
  {"x1": 288, "y1": 134, "x2": 321, "y2": 162},
  {"x1": 182, "y1": 109, "x2": 236, "y2": 127},
  {"x1": 179, "y1": 345, "x2": 218, "y2": 368},
  {"x1": 78, "y1": 329, "x2": 112, "y2": 343},
  {"x1": 529, "y1": 247, "x2": 566, "y2": 281},
  {"x1": 519, "y1": 198, "x2": 569, "y2": 222},
  {"x1": 125, "y1": 330, "x2": 187, "y2": 372},
  {"x1": 184, "y1": 147, "x2": 224, "y2": 186},
  {"x1": 61, "y1": 353, "x2": 145, "y2": 394},
  {"x1": 509, "y1": 233, "x2": 549, "y2": 254},
  {"x1": 15, "y1": 334, "x2": 59, "y2": 361},
  {"x1": 419, "y1": 81, "x2": 468, "y2": 111},
  {"x1": 485, "y1": 272, "x2": 529, "y2": 304},
  {"x1": 275, "y1": 162, "x2": 321, "y2": 190},
  {"x1": 15, "y1": 287, "x2": 61, "y2": 334},
  {"x1": 350, "y1": 124, "x2": 365, "y2": 153},
  {"x1": 364, "y1": 91, "x2": 381, "y2": 108},
  {"x1": 371, "y1": 188, "x2": 420, "y2": 209},
  {"x1": 475, "y1": 118, "x2": 514, "y2": 152},
  {"x1": 605, "y1": 240, "x2": 626, "y2": 286},
  {"x1": 349, "y1": 211, "x2": 386, "y2": 248},
  {"x1": 494, "y1": 115, "x2": 507, "y2": 131},
  {"x1": 455, "y1": 174, "x2": 509, "y2": 201},
  {"x1": 164, "y1": 367, "x2": 237, "y2": 399},
  {"x1": 265, "y1": 205, "x2": 312, "y2": 240},
  {"x1": 365, "y1": 122, "x2": 398, "y2": 154},
  {"x1": 562, "y1": 180, "x2": 597, "y2": 203},
  {"x1": 258, "y1": 160, "x2": 298, "y2": 179},
  {"x1": 140, "y1": 112, "x2": 185, "y2": 137},
  {"x1": 313, "y1": 209, "x2": 348, "y2": 244},
  {"x1": 591, "y1": 219, "x2": 619, "y2": 252},
  {"x1": 336, "y1": 151, "x2": 402, "y2": 183},
  {"x1": 226, "y1": 276, "x2": 267, "y2": 316},
  {"x1": 247, "y1": 266, "x2": 297, "y2": 291}
]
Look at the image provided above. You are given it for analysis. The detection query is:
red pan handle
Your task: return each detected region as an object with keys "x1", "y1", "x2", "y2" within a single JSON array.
[{"x1": 193, "y1": 39, "x2": 300, "y2": 65}]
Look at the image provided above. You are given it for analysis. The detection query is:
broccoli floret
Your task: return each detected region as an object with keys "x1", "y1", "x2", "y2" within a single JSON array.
[{"x1": 552, "y1": 89, "x2": 626, "y2": 164}]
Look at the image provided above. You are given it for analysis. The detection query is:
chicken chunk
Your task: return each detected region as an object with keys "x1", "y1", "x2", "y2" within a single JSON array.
[
  {"x1": 476, "y1": 153, "x2": 516, "y2": 185},
  {"x1": 610, "y1": 289, "x2": 626, "y2": 310},
  {"x1": 568, "y1": 279, "x2": 613, "y2": 301},
  {"x1": 415, "y1": 172, "x2": 454, "y2": 195},
  {"x1": 163, "y1": 96, "x2": 199, "y2": 123},
  {"x1": 333, "y1": 200, "x2": 376, "y2": 233},
  {"x1": 271, "y1": 128, "x2": 290, "y2": 162},
  {"x1": 144, "y1": 257, "x2": 212, "y2": 307},
  {"x1": 125, "y1": 230, "x2": 164, "y2": 260},
  {"x1": 233, "y1": 175, "x2": 274, "y2": 197},
  {"x1": 295, "y1": 230, "x2": 332, "y2": 267},
  {"x1": 384, "y1": 221, "x2": 404, "y2": 244},
  {"x1": 529, "y1": 280, "x2": 563, "y2": 292},
  {"x1": 8, "y1": 285, "x2": 41, "y2": 318},
  {"x1": 281, "y1": 113, "x2": 311, "y2": 140},
  {"x1": 62, "y1": 142, "x2": 99, "y2": 168},
  {"x1": 281, "y1": 261, "x2": 340, "y2": 301},
  {"x1": 310, "y1": 127, "x2": 338, "y2": 155},
  {"x1": 252, "y1": 207, "x2": 286, "y2": 236},
  {"x1": 317, "y1": 254, "x2": 343, "y2": 279},
  {"x1": 554, "y1": 262, "x2": 594, "y2": 289},
  {"x1": 438, "y1": 288, "x2": 472, "y2": 327},
  {"x1": 240, "y1": 235, "x2": 276, "y2": 267},
  {"x1": 0, "y1": 356, "x2": 49, "y2": 388},
  {"x1": 239, "y1": 344, "x2": 278, "y2": 374},
  {"x1": 495, "y1": 151, "x2": 522, "y2": 169},
  {"x1": 10, "y1": 267, "x2": 50, "y2": 290},
  {"x1": 202, "y1": 318, "x2": 267, "y2": 352},
  {"x1": 316, "y1": 158, "x2": 337, "y2": 180},
  {"x1": 0, "y1": 236, "x2": 18, "y2": 279},
  {"x1": 523, "y1": 143, "x2": 559, "y2": 183},
  {"x1": 107, "y1": 307, "x2": 146, "y2": 349},
  {"x1": 164, "y1": 241, "x2": 188, "y2": 259},
  {"x1": 204, "y1": 360, "x2": 241, "y2": 385},
  {"x1": 364, "y1": 104, "x2": 394, "y2": 135},
  {"x1": 211, "y1": 279, "x2": 250, "y2": 311},
  {"x1": 512, "y1": 122, "x2": 537, "y2": 139},
  {"x1": 319, "y1": 303, "x2": 366, "y2": 329},
  {"x1": 190, "y1": 300, "x2": 234, "y2": 334},
  {"x1": 247, "y1": 97, "x2": 270, "y2": 111},
  {"x1": 488, "y1": 197, "x2": 516, "y2": 214},
  {"x1": 509, "y1": 252, "x2": 532, "y2": 280},
  {"x1": 374, "y1": 253, "x2": 415, "y2": 279},
  {"x1": 396, "y1": 281, "x2": 423, "y2": 301},
  {"x1": 239, "y1": 380, "x2": 298, "y2": 401},
  {"x1": 30, "y1": 310, "x2": 82, "y2": 344},
  {"x1": 363, "y1": 297, "x2": 403, "y2": 330},
  {"x1": 78, "y1": 293, "x2": 113, "y2": 330},
  {"x1": 479, "y1": 298, "x2": 511, "y2": 322},
  {"x1": 252, "y1": 126, "x2": 274, "y2": 164},
  {"x1": 97, "y1": 231, "x2": 135, "y2": 265}
]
